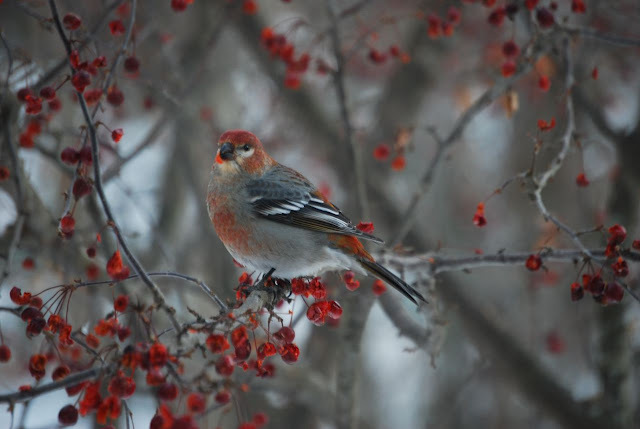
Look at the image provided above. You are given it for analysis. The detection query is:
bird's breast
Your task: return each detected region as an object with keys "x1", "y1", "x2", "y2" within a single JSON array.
[{"x1": 207, "y1": 192, "x2": 252, "y2": 255}]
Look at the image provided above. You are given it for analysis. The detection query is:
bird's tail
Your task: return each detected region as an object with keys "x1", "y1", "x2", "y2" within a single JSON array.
[{"x1": 358, "y1": 258, "x2": 427, "y2": 305}]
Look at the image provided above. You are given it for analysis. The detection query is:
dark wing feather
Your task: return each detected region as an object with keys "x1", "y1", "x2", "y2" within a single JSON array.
[{"x1": 247, "y1": 166, "x2": 383, "y2": 243}]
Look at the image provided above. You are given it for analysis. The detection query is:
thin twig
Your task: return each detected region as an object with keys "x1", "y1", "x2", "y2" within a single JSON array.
[
  {"x1": 47, "y1": 0, "x2": 182, "y2": 335},
  {"x1": 72, "y1": 271, "x2": 228, "y2": 312},
  {"x1": 327, "y1": 0, "x2": 369, "y2": 219},
  {"x1": 0, "y1": 103, "x2": 27, "y2": 287},
  {"x1": 0, "y1": 30, "x2": 13, "y2": 93},
  {"x1": 392, "y1": 41, "x2": 548, "y2": 244},
  {"x1": 564, "y1": 25, "x2": 640, "y2": 47},
  {"x1": 531, "y1": 37, "x2": 592, "y2": 257},
  {"x1": 0, "y1": 366, "x2": 107, "y2": 404},
  {"x1": 382, "y1": 248, "x2": 640, "y2": 273},
  {"x1": 34, "y1": 0, "x2": 123, "y2": 90}
]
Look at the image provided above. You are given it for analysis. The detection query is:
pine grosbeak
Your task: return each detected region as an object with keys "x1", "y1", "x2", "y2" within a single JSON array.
[{"x1": 207, "y1": 130, "x2": 426, "y2": 304}]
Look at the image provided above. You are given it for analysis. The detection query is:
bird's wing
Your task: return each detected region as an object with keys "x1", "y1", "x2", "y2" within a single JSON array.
[{"x1": 246, "y1": 165, "x2": 383, "y2": 243}]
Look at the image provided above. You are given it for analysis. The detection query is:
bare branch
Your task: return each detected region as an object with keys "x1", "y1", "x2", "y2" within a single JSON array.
[
  {"x1": 327, "y1": 0, "x2": 369, "y2": 219},
  {"x1": 393, "y1": 39, "x2": 549, "y2": 245},
  {"x1": 0, "y1": 366, "x2": 107, "y2": 405},
  {"x1": 565, "y1": 25, "x2": 640, "y2": 47},
  {"x1": 47, "y1": 0, "x2": 182, "y2": 335}
]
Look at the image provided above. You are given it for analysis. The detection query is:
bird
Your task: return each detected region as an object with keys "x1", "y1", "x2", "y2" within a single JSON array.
[{"x1": 206, "y1": 130, "x2": 426, "y2": 305}]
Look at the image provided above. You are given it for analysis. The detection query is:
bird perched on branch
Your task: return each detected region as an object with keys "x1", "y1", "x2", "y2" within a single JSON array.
[{"x1": 206, "y1": 130, "x2": 426, "y2": 305}]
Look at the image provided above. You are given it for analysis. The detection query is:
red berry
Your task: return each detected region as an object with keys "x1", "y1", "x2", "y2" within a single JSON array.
[
  {"x1": 30, "y1": 296, "x2": 43, "y2": 308},
  {"x1": 71, "y1": 71, "x2": 91, "y2": 93},
  {"x1": 157, "y1": 383, "x2": 178, "y2": 401},
  {"x1": 111, "y1": 128, "x2": 124, "y2": 142},
  {"x1": 0, "y1": 166, "x2": 9, "y2": 181},
  {"x1": 447, "y1": 6, "x2": 461, "y2": 24},
  {"x1": 391, "y1": 155, "x2": 406, "y2": 171},
  {"x1": 10, "y1": 286, "x2": 32, "y2": 305},
  {"x1": 17, "y1": 87, "x2": 33, "y2": 102},
  {"x1": 588, "y1": 275, "x2": 605, "y2": 296},
  {"x1": 48, "y1": 98, "x2": 62, "y2": 111},
  {"x1": 109, "y1": 20, "x2": 125, "y2": 36},
  {"x1": 149, "y1": 343, "x2": 168, "y2": 367},
  {"x1": 59, "y1": 215, "x2": 75, "y2": 235},
  {"x1": 571, "y1": 0, "x2": 586, "y2": 13},
  {"x1": 108, "y1": 372, "x2": 136, "y2": 398},
  {"x1": 502, "y1": 41, "x2": 520, "y2": 58},
  {"x1": 608, "y1": 224, "x2": 627, "y2": 244},
  {"x1": 242, "y1": 0, "x2": 258, "y2": 15},
  {"x1": 525, "y1": 0, "x2": 539, "y2": 10},
  {"x1": 22, "y1": 257, "x2": 35, "y2": 270},
  {"x1": 612, "y1": 257, "x2": 629, "y2": 277},
  {"x1": 106, "y1": 87, "x2": 124, "y2": 106},
  {"x1": 39, "y1": 86, "x2": 56, "y2": 100},
  {"x1": 117, "y1": 326, "x2": 131, "y2": 341},
  {"x1": 272, "y1": 326, "x2": 295, "y2": 344},
  {"x1": 230, "y1": 326, "x2": 249, "y2": 348},
  {"x1": 187, "y1": 393, "x2": 205, "y2": 414},
  {"x1": 306, "y1": 301, "x2": 329, "y2": 326},
  {"x1": 93, "y1": 56, "x2": 108, "y2": 68},
  {"x1": 279, "y1": 343, "x2": 300, "y2": 364},
  {"x1": 373, "y1": 144, "x2": 391, "y2": 161},
  {"x1": 29, "y1": 354, "x2": 47, "y2": 380},
  {"x1": 79, "y1": 145, "x2": 93, "y2": 165},
  {"x1": 372, "y1": 279, "x2": 387, "y2": 296},
  {"x1": 488, "y1": 7, "x2": 506, "y2": 26},
  {"x1": 570, "y1": 282, "x2": 584, "y2": 301},
  {"x1": 0, "y1": 345, "x2": 11, "y2": 362},
  {"x1": 21, "y1": 306, "x2": 42, "y2": 322},
  {"x1": 234, "y1": 343, "x2": 252, "y2": 361},
  {"x1": 60, "y1": 147, "x2": 80, "y2": 165},
  {"x1": 25, "y1": 97, "x2": 42, "y2": 115},
  {"x1": 58, "y1": 404, "x2": 79, "y2": 426},
  {"x1": 63, "y1": 13, "x2": 82, "y2": 30},
  {"x1": 536, "y1": 7, "x2": 555, "y2": 28},
  {"x1": 114, "y1": 294, "x2": 129, "y2": 312},
  {"x1": 538, "y1": 75, "x2": 551, "y2": 91},
  {"x1": 632, "y1": 239, "x2": 640, "y2": 250},
  {"x1": 284, "y1": 73, "x2": 301, "y2": 90},
  {"x1": 72, "y1": 177, "x2": 93, "y2": 199},
  {"x1": 368, "y1": 49, "x2": 387, "y2": 64},
  {"x1": 52, "y1": 365, "x2": 70, "y2": 381},
  {"x1": 124, "y1": 56, "x2": 140, "y2": 74},
  {"x1": 257, "y1": 342, "x2": 277, "y2": 359},
  {"x1": 171, "y1": 0, "x2": 191, "y2": 12},
  {"x1": 215, "y1": 390, "x2": 231, "y2": 404},
  {"x1": 253, "y1": 412, "x2": 269, "y2": 427},
  {"x1": 501, "y1": 61, "x2": 516, "y2": 77},
  {"x1": 83, "y1": 88, "x2": 103, "y2": 105},
  {"x1": 327, "y1": 300, "x2": 343, "y2": 319},
  {"x1": 206, "y1": 334, "x2": 230, "y2": 354},
  {"x1": 150, "y1": 415, "x2": 165, "y2": 429},
  {"x1": 427, "y1": 14, "x2": 441, "y2": 38},
  {"x1": 525, "y1": 254, "x2": 542, "y2": 271},
  {"x1": 215, "y1": 355, "x2": 235, "y2": 376},
  {"x1": 356, "y1": 222, "x2": 374, "y2": 234},
  {"x1": 604, "y1": 282, "x2": 624, "y2": 303}
]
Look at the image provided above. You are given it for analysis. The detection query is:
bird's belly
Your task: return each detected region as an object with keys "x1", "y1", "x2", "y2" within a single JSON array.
[{"x1": 222, "y1": 219, "x2": 357, "y2": 279}]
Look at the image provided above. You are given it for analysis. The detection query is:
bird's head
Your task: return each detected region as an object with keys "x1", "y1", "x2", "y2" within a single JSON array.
[{"x1": 214, "y1": 130, "x2": 273, "y2": 176}]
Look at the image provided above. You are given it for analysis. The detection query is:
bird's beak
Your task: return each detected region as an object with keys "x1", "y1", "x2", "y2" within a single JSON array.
[{"x1": 218, "y1": 142, "x2": 235, "y2": 162}]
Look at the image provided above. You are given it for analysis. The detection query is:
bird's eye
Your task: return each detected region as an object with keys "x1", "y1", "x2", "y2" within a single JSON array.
[{"x1": 243, "y1": 144, "x2": 251, "y2": 152}]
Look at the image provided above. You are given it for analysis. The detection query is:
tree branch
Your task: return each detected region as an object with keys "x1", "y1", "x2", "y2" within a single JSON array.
[
  {"x1": 47, "y1": 0, "x2": 182, "y2": 335},
  {"x1": 393, "y1": 37, "x2": 549, "y2": 245}
]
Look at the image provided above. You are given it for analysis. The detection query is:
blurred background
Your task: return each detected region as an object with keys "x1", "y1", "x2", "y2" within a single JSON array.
[{"x1": 1, "y1": 0, "x2": 640, "y2": 428}]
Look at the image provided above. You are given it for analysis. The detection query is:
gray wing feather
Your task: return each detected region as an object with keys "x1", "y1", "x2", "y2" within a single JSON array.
[{"x1": 246, "y1": 166, "x2": 383, "y2": 243}]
